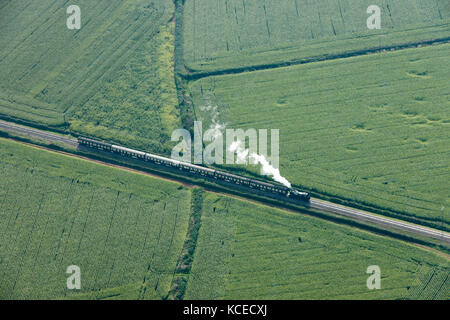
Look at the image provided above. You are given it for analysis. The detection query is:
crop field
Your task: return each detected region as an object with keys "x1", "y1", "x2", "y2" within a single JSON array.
[
  {"x1": 190, "y1": 44, "x2": 450, "y2": 230},
  {"x1": 0, "y1": 0, "x2": 180, "y2": 152},
  {"x1": 184, "y1": 193, "x2": 449, "y2": 299},
  {"x1": 0, "y1": 138, "x2": 191, "y2": 299},
  {"x1": 1, "y1": 0, "x2": 449, "y2": 302},
  {"x1": 182, "y1": 0, "x2": 450, "y2": 73}
]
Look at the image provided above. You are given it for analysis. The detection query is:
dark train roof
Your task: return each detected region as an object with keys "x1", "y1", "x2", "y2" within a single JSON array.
[{"x1": 78, "y1": 137, "x2": 296, "y2": 194}]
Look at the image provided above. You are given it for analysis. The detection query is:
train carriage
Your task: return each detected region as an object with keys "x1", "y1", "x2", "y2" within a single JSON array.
[{"x1": 78, "y1": 137, "x2": 310, "y2": 203}]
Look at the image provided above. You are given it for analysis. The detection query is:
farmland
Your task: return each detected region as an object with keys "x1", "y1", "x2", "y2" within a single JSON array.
[
  {"x1": 0, "y1": 138, "x2": 191, "y2": 299},
  {"x1": 182, "y1": 0, "x2": 450, "y2": 73},
  {"x1": 1, "y1": 138, "x2": 448, "y2": 300},
  {"x1": 189, "y1": 44, "x2": 450, "y2": 230},
  {"x1": 185, "y1": 193, "x2": 449, "y2": 299},
  {"x1": 0, "y1": 0, "x2": 180, "y2": 152},
  {"x1": 1, "y1": 0, "x2": 449, "y2": 302}
]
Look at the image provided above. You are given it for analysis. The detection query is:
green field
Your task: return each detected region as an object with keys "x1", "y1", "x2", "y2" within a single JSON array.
[
  {"x1": 0, "y1": 138, "x2": 191, "y2": 299},
  {"x1": 185, "y1": 193, "x2": 449, "y2": 299},
  {"x1": 189, "y1": 44, "x2": 450, "y2": 230},
  {"x1": 0, "y1": 139, "x2": 448, "y2": 299},
  {"x1": 1, "y1": 0, "x2": 449, "y2": 301},
  {"x1": 0, "y1": 0, "x2": 180, "y2": 152},
  {"x1": 182, "y1": 0, "x2": 450, "y2": 73}
]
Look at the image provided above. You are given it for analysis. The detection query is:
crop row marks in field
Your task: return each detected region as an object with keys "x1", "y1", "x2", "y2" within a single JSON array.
[
  {"x1": 0, "y1": 104, "x2": 60, "y2": 124},
  {"x1": 20, "y1": 2, "x2": 129, "y2": 107},
  {"x1": 15, "y1": 23, "x2": 59, "y2": 85},
  {"x1": 224, "y1": 273, "x2": 372, "y2": 296},
  {"x1": 223, "y1": 85, "x2": 449, "y2": 126},
  {"x1": 0, "y1": 106, "x2": 63, "y2": 126},
  {"x1": 231, "y1": 243, "x2": 348, "y2": 260},
  {"x1": 223, "y1": 278, "x2": 368, "y2": 298},
  {"x1": 229, "y1": 253, "x2": 358, "y2": 276},
  {"x1": 0, "y1": 165, "x2": 16, "y2": 213},
  {"x1": 157, "y1": 201, "x2": 184, "y2": 290},
  {"x1": 209, "y1": 87, "x2": 448, "y2": 122},
  {"x1": 311, "y1": 151, "x2": 449, "y2": 190},
  {"x1": 308, "y1": 285, "x2": 406, "y2": 300},
  {"x1": 140, "y1": 213, "x2": 176, "y2": 298},
  {"x1": 57, "y1": 19, "x2": 140, "y2": 101},
  {"x1": 0, "y1": 174, "x2": 42, "y2": 296},
  {"x1": 85, "y1": 192, "x2": 138, "y2": 291},
  {"x1": 53, "y1": 183, "x2": 84, "y2": 263},
  {"x1": 232, "y1": 235, "x2": 345, "y2": 252},
  {"x1": 309, "y1": 170, "x2": 433, "y2": 211},
  {"x1": 31, "y1": 198, "x2": 57, "y2": 274},
  {"x1": 418, "y1": 268, "x2": 438, "y2": 294},
  {"x1": 9, "y1": 193, "x2": 46, "y2": 298},
  {"x1": 76, "y1": 192, "x2": 95, "y2": 255},
  {"x1": 0, "y1": 0, "x2": 13, "y2": 12},
  {"x1": 58, "y1": 186, "x2": 95, "y2": 266},
  {"x1": 406, "y1": 266, "x2": 450, "y2": 299},
  {"x1": 91, "y1": 191, "x2": 120, "y2": 291},
  {"x1": 64, "y1": 16, "x2": 166, "y2": 114},
  {"x1": 0, "y1": 95, "x2": 60, "y2": 115},
  {"x1": 317, "y1": 147, "x2": 450, "y2": 170},
  {"x1": 282, "y1": 133, "x2": 446, "y2": 160},
  {"x1": 138, "y1": 201, "x2": 165, "y2": 299},
  {"x1": 139, "y1": 202, "x2": 157, "y2": 258},
  {"x1": 24, "y1": 1, "x2": 126, "y2": 99},
  {"x1": 285, "y1": 169, "x2": 436, "y2": 218},
  {"x1": 430, "y1": 272, "x2": 449, "y2": 299},
  {"x1": 119, "y1": 199, "x2": 146, "y2": 286},
  {"x1": 286, "y1": 139, "x2": 446, "y2": 173},
  {"x1": 0, "y1": 172, "x2": 35, "y2": 247},
  {"x1": 105, "y1": 193, "x2": 134, "y2": 289},
  {"x1": 143, "y1": 199, "x2": 185, "y2": 299},
  {"x1": 31, "y1": 180, "x2": 71, "y2": 274},
  {"x1": 0, "y1": 0, "x2": 59, "y2": 63},
  {"x1": 78, "y1": 192, "x2": 113, "y2": 291},
  {"x1": 227, "y1": 270, "x2": 415, "y2": 293},
  {"x1": 60, "y1": 17, "x2": 159, "y2": 109}
]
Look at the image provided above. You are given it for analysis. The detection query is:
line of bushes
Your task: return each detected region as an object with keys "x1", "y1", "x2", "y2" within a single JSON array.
[
  {"x1": 166, "y1": 187, "x2": 203, "y2": 300},
  {"x1": 173, "y1": 0, "x2": 195, "y2": 134}
]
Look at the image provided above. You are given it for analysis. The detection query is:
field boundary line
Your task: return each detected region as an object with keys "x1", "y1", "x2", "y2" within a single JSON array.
[{"x1": 181, "y1": 37, "x2": 450, "y2": 80}]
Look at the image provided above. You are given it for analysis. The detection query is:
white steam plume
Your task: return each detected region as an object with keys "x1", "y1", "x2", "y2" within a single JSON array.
[
  {"x1": 199, "y1": 104, "x2": 226, "y2": 139},
  {"x1": 229, "y1": 140, "x2": 292, "y2": 188}
]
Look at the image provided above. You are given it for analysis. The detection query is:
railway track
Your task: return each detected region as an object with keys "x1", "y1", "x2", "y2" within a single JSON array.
[
  {"x1": 309, "y1": 199, "x2": 449, "y2": 243},
  {"x1": 1, "y1": 119, "x2": 449, "y2": 244},
  {"x1": 0, "y1": 120, "x2": 77, "y2": 147}
]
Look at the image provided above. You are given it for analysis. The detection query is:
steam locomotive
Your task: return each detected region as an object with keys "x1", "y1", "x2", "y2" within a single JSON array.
[{"x1": 77, "y1": 137, "x2": 310, "y2": 203}]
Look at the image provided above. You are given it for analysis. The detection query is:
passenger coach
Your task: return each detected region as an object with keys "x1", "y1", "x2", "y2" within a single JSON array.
[{"x1": 78, "y1": 137, "x2": 310, "y2": 203}]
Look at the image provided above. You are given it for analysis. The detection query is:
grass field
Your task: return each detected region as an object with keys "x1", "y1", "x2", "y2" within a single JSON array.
[
  {"x1": 185, "y1": 193, "x2": 449, "y2": 299},
  {"x1": 0, "y1": 138, "x2": 191, "y2": 299},
  {"x1": 182, "y1": 0, "x2": 450, "y2": 73},
  {"x1": 0, "y1": 0, "x2": 180, "y2": 152},
  {"x1": 189, "y1": 44, "x2": 450, "y2": 230}
]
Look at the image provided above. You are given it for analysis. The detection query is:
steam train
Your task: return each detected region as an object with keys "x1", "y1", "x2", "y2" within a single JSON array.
[{"x1": 77, "y1": 137, "x2": 310, "y2": 203}]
